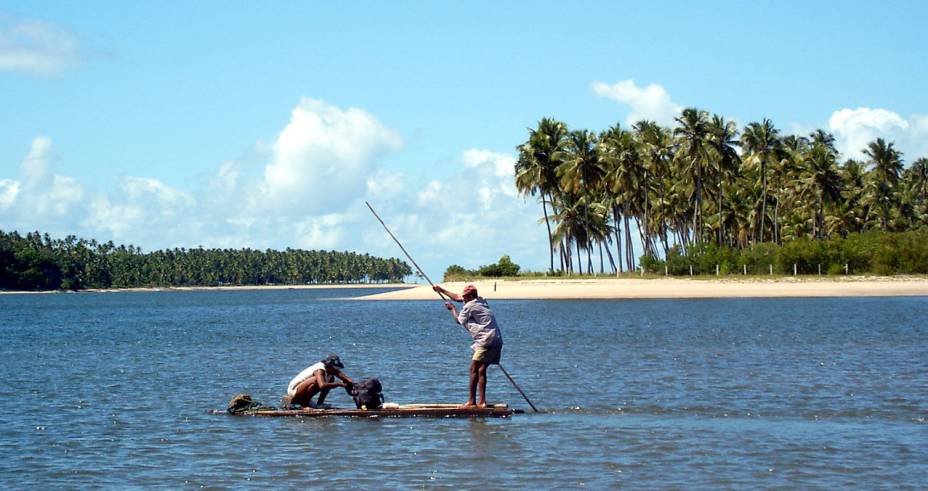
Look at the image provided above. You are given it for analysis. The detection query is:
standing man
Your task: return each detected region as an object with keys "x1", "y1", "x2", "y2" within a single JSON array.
[{"x1": 433, "y1": 284, "x2": 503, "y2": 408}]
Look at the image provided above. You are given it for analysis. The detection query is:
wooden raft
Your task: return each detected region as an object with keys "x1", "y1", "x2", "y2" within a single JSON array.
[{"x1": 216, "y1": 403, "x2": 519, "y2": 418}]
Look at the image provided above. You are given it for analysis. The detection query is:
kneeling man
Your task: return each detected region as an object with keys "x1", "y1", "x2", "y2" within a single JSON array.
[{"x1": 285, "y1": 354, "x2": 353, "y2": 408}]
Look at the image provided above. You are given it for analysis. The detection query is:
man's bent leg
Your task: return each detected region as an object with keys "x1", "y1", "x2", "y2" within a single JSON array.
[{"x1": 291, "y1": 379, "x2": 321, "y2": 408}]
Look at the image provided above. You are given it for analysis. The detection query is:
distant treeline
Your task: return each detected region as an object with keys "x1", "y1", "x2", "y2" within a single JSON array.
[
  {"x1": 443, "y1": 255, "x2": 521, "y2": 281},
  {"x1": 0, "y1": 230, "x2": 412, "y2": 291},
  {"x1": 642, "y1": 230, "x2": 928, "y2": 276}
]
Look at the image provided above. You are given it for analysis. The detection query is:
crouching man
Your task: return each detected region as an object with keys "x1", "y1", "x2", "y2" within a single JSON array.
[{"x1": 284, "y1": 354, "x2": 354, "y2": 408}]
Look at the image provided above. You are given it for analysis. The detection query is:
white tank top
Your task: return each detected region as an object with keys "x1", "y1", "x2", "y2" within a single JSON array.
[{"x1": 287, "y1": 362, "x2": 332, "y2": 396}]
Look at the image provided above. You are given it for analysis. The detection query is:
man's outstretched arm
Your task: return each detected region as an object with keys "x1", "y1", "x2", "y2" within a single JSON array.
[{"x1": 433, "y1": 285, "x2": 463, "y2": 302}]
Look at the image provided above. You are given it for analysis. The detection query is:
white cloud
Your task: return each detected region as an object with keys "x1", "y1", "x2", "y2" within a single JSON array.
[
  {"x1": 19, "y1": 136, "x2": 54, "y2": 185},
  {"x1": 215, "y1": 161, "x2": 240, "y2": 193},
  {"x1": 829, "y1": 107, "x2": 928, "y2": 161},
  {"x1": 0, "y1": 101, "x2": 553, "y2": 280},
  {"x1": 0, "y1": 15, "x2": 79, "y2": 75},
  {"x1": 416, "y1": 180, "x2": 446, "y2": 207},
  {"x1": 367, "y1": 148, "x2": 541, "y2": 277},
  {"x1": 592, "y1": 79, "x2": 683, "y2": 127},
  {"x1": 83, "y1": 177, "x2": 194, "y2": 238},
  {"x1": 294, "y1": 213, "x2": 346, "y2": 250},
  {"x1": 462, "y1": 149, "x2": 516, "y2": 178},
  {"x1": 261, "y1": 97, "x2": 402, "y2": 213},
  {"x1": 3, "y1": 136, "x2": 86, "y2": 220},
  {"x1": 0, "y1": 179, "x2": 20, "y2": 210},
  {"x1": 365, "y1": 169, "x2": 405, "y2": 198},
  {"x1": 44, "y1": 174, "x2": 84, "y2": 215}
]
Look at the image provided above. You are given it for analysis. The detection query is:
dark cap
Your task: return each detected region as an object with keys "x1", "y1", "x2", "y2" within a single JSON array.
[{"x1": 321, "y1": 354, "x2": 344, "y2": 369}]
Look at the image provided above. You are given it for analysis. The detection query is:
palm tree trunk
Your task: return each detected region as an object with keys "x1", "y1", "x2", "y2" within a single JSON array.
[
  {"x1": 718, "y1": 177, "x2": 724, "y2": 246},
  {"x1": 759, "y1": 161, "x2": 767, "y2": 243},
  {"x1": 643, "y1": 174, "x2": 651, "y2": 257},
  {"x1": 612, "y1": 204, "x2": 623, "y2": 273},
  {"x1": 623, "y1": 208, "x2": 634, "y2": 271},
  {"x1": 692, "y1": 157, "x2": 703, "y2": 244},
  {"x1": 542, "y1": 194, "x2": 554, "y2": 272},
  {"x1": 587, "y1": 241, "x2": 593, "y2": 274},
  {"x1": 598, "y1": 240, "x2": 604, "y2": 273},
  {"x1": 565, "y1": 238, "x2": 572, "y2": 274},
  {"x1": 773, "y1": 196, "x2": 780, "y2": 244},
  {"x1": 576, "y1": 238, "x2": 583, "y2": 274},
  {"x1": 604, "y1": 240, "x2": 618, "y2": 273}
]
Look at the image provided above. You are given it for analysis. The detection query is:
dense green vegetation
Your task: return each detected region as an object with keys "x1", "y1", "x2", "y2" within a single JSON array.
[
  {"x1": 515, "y1": 111, "x2": 928, "y2": 275},
  {"x1": 443, "y1": 255, "x2": 521, "y2": 281},
  {"x1": 641, "y1": 230, "x2": 928, "y2": 276},
  {"x1": 0, "y1": 230, "x2": 412, "y2": 291}
]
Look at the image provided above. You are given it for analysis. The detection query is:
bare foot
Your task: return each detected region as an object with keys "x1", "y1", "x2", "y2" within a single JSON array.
[
  {"x1": 461, "y1": 400, "x2": 476, "y2": 408},
  {"x1": 476, "y1": 402, "x2": 487, "y2": 408}
]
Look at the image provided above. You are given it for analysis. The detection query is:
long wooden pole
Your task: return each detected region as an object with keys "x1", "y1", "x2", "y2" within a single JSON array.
[
  {"x1": 365, "y1": 201, "x2": 539, "y2": 412},
  {"x1": 497, "y1": 365, "x2": 538, "y2": 413}
]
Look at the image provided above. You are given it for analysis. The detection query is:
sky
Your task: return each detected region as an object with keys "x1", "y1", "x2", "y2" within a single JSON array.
[{"x1": 2, "y1": 1, "x2": 927, "y2": 281}]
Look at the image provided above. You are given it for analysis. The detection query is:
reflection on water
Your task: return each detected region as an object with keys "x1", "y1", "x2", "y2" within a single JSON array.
[{"x1": 0, "y1": 290, "x2": 926, "y2": 487}]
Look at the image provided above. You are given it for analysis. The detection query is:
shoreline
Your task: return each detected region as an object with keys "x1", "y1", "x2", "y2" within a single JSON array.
[
  {"x1": 356, "y1": 276, "x2": 928, "y2": 300},
  {"x1": 4, "y1": 276, "x2": 928, "y2": 299},
  {"x1": 0, "y1": 283, "x2": 416, "y2": 295}
]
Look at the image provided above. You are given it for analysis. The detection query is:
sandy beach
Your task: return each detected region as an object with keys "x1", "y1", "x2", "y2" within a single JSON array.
[
  {"x1": 358, "y1": 276, "x2": 928, "y2": 300},
  {"x1": 0, "y1": 283, "x2": 416, "y2": 295}
]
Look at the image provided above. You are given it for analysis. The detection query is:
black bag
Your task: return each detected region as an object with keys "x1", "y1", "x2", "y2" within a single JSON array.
[{"x1": 348, "y1": 378, "x2": 384, "y2": 410}]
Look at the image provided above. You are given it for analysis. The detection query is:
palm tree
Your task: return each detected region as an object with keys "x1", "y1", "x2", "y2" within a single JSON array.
[
  {"x1": 707, "y1": 115, "x2": 741, "y2": 246},
  {"x1": 741, "y1": 118, "x2": 783, "y2": 243},
  {"x1": 600, "y1": 124, "x2": 643, "y2": 271},
  {"x1": 516, "y1": 118, "x2": 568, "y2": 272},
  {"x1": 863, "y1": 138, "x2": 904, "y2": 231},
  {"x1": 558, "y1": 129, "x2": 604, "y2": 195},
  {"x1": 809, "y1": 129, "x2": 836, "y2": 152},
  {"x1": 903, "y1": 157, "x2": 928, "y2": 226},
  {"x1": 551, "y1": 193, "x2": 608, "y2": 274},
  {"x1": 632, "y1": 120, "x2": 675, "y2": 258},
  {"x1": 801, "y1": 142, "x2": 844, "y2": 239},
  {"x1": 673, "y1": 108, "x2": 713, "y2": 245},
  {"x1": 905, "y1": 157, "x2": 928, "y2": 202}
]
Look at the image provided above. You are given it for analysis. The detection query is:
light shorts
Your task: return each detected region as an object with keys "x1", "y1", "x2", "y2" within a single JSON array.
[{"x1": 472, "y1": 345, "x2": 502, "y2": 364}]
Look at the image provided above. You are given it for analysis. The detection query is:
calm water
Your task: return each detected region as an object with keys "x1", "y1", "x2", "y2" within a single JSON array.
[{"x1": 1, "y1": 289, "x2": 926, "y2": 488}]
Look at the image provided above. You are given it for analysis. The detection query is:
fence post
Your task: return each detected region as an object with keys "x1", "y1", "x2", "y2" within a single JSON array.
[
  {"x1": 743, "y1": 264, "x2": 747, "y2": 275},
  {"x1": 689, "y1": 265, "x2": 693, "y2": 276},
  {"x1": 716, "y1": 264, "x2": 719, "y2": 276},
  {"x1": 793, "y1": 263, "x2": 797, "y2": 276},
  {"x1": 818, "y1": 264, "x2": 821, "y2": 275},
  {"x1": 769, "y1": 264, "x2": 773, "y2": 275},
  {"x1": 845, "y1": 263, "x2": 849, "y2": 274},
  {"x1": 665, "y1": 265, "x2": 668, "y2": 276}
]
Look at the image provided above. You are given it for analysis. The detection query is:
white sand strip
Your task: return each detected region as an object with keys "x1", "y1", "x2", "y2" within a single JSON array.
[{"x1": 357, "y1": 277, "x2": 928, "y2": 300}]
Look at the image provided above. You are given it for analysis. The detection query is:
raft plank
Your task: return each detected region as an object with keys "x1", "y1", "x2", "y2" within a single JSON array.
[{"x1": 215, "y1": 403, "x2": 518, "y2": 418}]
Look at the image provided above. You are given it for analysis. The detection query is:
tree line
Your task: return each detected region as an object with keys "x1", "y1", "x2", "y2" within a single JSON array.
[
  {"x1": 443, "y1": 255, "x2": 521, "y2": 281},
  {"x1": 0, "y1": 230, "x2": 412, "y2": 291},
  {"x1": 515, "y1": 110, "x2": 928, "y2": 274}
]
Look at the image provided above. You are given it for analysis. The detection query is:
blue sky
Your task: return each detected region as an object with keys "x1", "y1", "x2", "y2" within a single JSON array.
[{"x1": 2, "y1": 2, "x2": 927, "y2": 280}]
